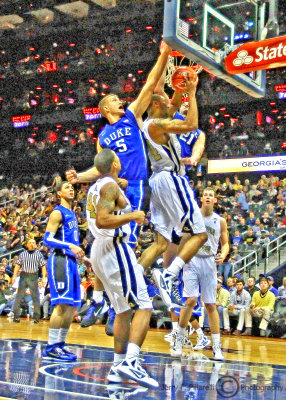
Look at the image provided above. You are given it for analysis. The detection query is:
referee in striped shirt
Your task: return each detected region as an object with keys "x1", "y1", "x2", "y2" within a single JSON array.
[{"x1": 11, "y1": 239, "x2": 46, "y2": 323}]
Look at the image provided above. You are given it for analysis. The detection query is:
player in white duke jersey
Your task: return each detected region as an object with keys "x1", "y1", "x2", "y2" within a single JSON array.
[
  {"x1": 172, "y1": 188, "x2": 230, "y2": 361},
  {"x1": 139, "y1": 76, "x2": 208, "y2": 307},
  {"x1": 86, "y1": 148, "x2": 157, "y2": 389}
]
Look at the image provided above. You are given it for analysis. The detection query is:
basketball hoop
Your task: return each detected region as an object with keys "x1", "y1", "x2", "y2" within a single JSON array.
[{"x1": 165, "y1": 50, "x2": 203, "y2": 90}]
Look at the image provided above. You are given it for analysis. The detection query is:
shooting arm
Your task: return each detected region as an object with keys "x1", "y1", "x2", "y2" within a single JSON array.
[{"x1": 128, "y1": 42, "x2": 171, "y2": 119}]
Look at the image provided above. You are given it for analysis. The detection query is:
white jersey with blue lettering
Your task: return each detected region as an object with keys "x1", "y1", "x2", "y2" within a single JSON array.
[
  {"x1": 86, "y1": 176, "x2": 132, "y2": 240},
  {"x1": 143, "y1": 118, "x2": 185, "y2": 175},
  {"x1": 197, "y1": 212, "x2": 221, "y2": 257}
]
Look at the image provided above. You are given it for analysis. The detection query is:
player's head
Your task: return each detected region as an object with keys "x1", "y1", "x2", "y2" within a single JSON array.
[
  {"x1": 57, "y1": 181, "x2": 75, "y2": 201},
  {"x1": 98, "y1": 94, "x2": 125, "y2": 119},
  {"x1": 147, "y1": 94, "x2": 169, "y2": 118},
  {"x1": 201, "y1": 187, "x2": 216, "y2": 208},
  {"x1": 179, "y1": 101, "x2": 189, "y2": 116},
  {"x1": 94, "y1": 149, "x2": 121, "y2": 175}
]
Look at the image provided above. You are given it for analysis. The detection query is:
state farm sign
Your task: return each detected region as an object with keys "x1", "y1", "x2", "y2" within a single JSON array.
[{"x1": 225, "y1": 35, "x2": 286, "y2": 74}]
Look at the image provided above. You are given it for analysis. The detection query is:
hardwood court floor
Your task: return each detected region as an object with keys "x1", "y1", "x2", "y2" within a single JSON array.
[
  {"x1": 0, "y1": 317, "x2": 285, "y2": 400},
  {"x1": 1, "y1": 317, "x2": 285, "y2": 365}
]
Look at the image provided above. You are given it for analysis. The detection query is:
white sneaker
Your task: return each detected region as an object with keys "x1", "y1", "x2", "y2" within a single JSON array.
[
  {"x1": 107, "y1": 365, "x2": 123, "y2": 383},
  {"x1": 164, "y1": 330, "x2": 177, "y2": 343},
  {"x1": 152, "y1": 269, "x2": 175, "y2": 307},
  {"x1": 7, "y1": 312, "x2": 14, "y2": 318},
  {"x1": 193, "y1": 335, "x2": 211, "y2": 351},
  {"x1": 116, "y1": 357, "x2": 158, "y2": 389},
  {"x1": 171, "y1": 334, "x2": 184, "y2": 357},
  {"x1": 213, "y1": 344, "x2": 224, "y2": 361}
]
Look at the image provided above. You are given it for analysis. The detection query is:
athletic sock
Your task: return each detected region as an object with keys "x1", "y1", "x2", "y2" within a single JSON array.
[
  {"x1": 126, "y1": 343, "x2": 140, "y2": 359},
  {"x1": 166, "y1": 257, "x2": 185, "y2": 277},
  {"x1": 177, "y1": 326, "x2": 185, "y2": 338},
  {"x1": 211, "y1": 333, "x2": 221, "y2": 346},
  {"x1": 48, "y1": 328, "x2": 60, "y2": 346},
  {"x1": 93, "y1": 290, "x2": 104, "y2": 303},
  {"x1": 196, "y1": 328, "x2": 204, "y2": 339},
  {"x1": 172, "y1": 321, "x2": 178, "y2": 331},
  {"x1": 58, "y1": 328, "x2": 69, "y2": 343},
  {"x1": 114, "y1": 353, "x2": 126, "y2": 367}
]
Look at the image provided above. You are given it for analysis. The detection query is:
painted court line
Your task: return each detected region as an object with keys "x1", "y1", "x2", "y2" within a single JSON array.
[{"x1": 0, "y1": 380, "x2": 109, "y2": 399}]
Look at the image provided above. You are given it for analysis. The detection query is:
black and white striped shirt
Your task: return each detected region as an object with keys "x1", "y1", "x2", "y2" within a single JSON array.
[{"x1": 17, "y1": 250, "x2": 46, "y2": 273}]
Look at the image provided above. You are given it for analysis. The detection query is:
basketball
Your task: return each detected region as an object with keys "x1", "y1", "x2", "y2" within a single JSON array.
[{"x1": 171, "y1": 66, "x2": 198, "y2": 93}]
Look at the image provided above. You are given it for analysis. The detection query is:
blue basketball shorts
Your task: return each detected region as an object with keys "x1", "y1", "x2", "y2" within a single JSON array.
[
  {"x1": 125, "y1": 180, "x2": 150, "y2": 248},
  {"x1": 47, "y1": 253, "x2": 81, "y2": 307}
]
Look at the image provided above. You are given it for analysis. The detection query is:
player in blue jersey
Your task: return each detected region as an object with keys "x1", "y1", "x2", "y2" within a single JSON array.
[
  {"x1": 43, "y1": 181, "x2": 86, "y2": 361},
  {"x1": 174, "y1": 100, "x2": 206, "y2": 173},
  {"x1": 66, "y1": 41, "x2": 172, "y2": 248}
]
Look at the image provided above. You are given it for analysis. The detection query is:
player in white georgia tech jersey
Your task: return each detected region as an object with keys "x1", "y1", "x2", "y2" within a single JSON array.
[
  {"x1": 86, "y1": 148, "x2": 158, "y2": 389},
  {"x1": 172, "y1": 187, "x2": 230, "y2": 361},
  {"x1": 139, "y1": 75, "x2": 207, "y2": 308}
]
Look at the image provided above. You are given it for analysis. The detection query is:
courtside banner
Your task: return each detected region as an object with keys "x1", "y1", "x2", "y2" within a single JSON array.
[{"x1": 208, "y1": 155, "x2": 286, "y2": 174}]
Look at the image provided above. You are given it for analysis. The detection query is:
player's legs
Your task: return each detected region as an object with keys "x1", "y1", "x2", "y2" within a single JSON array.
[{"x1": 139, "y1": 231, "x2": 169, "y2": 269}]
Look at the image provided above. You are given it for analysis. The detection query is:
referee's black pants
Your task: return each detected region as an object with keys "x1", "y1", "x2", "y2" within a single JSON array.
[{"x1": 13, "y1": 272, "x2": 40, "y2": 320}]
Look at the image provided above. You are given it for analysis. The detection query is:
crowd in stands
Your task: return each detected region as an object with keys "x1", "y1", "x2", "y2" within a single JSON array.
[{"x1": 0, "y1": 173, "x2": 285, "y2": 338}]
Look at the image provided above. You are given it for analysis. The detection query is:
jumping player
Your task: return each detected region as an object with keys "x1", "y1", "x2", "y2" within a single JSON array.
[
  {"x1": 172, "y1": 188, "x2": 230, "y2": 360},
  {"x1": 43, "y1": 182, "x2": 85, "y2": 361},
  {"x1": 66, "y1": 41, "x2": 172, "y2": 248},
  {"x1": 140, "y1": 77, "x2": 208, "y2": 306},
  {"x1": 86, "y1": 149, "x2": 157, "y2": 388}
]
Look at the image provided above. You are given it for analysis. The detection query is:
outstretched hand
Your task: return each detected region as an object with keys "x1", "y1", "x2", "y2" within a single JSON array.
[{"x1": 66, "y1": 169, "x2": 78, "y2": 184}]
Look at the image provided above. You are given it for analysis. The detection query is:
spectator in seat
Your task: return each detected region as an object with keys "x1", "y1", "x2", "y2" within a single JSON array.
[
  {"x1": 226, "y1": 277, "x2": 236, "y2": 294},
  {"x1": 223, "y1": 279, "x2": 251, "y2": 335},
  {"x1": 246, "y1": 211, "x2": 256, "y2": 226},
  {"x1": 251, "y1": 190, "x2": 263, "y2": 205},
  {"x1": 267, "y1": 276, "x2": 279, "y2": 297},
  {"x1": 278, "y1": 277, "x2": 286, "y2": 297},
  {"x1": 231, "y1": 229, "x2": 243, "y2": 247},
  {"x1": 257, "y1": 230, "x2": 270, "y2": 259},
  {"x1": 261, "y1": 212, "x2": 273, "y2": 229},
  {"x1": 0, "y1": 280, "x2": 15, "y2": 315},
  {"x1": 252, "y1": 218, "x2": 261, "y2": 236},
  {"x1": 204, "y1": 278, "x2": 230, "y2": 331},
  {"x1": 242, "y1": 277, "x2": 276, "y2": 337},
  {"x1": 245, "y1": 276, "x2": 260, "y2": 297},
  {"x1": 244, "y1": 227, "x2": 257, "y2": 248}
]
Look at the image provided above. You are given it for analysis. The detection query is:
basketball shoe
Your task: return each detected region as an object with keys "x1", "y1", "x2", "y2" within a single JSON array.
[
  {"x1": 116, "y1": 357, "x2": 158, "y2": 389},
  {"x1": 213, "y1": 343, "x2": 224, "y2": 361},
  {"x1": 105, "y1": 306, "x2": 116, "y2": 336},
  {"x1": 43, "y1": 343, "x2": 76, "y2": 361},
  {"x1": 193, "y1": 335, "x2": 211, "y2": 351},
  {"x1": 153, "y1": 269, "x2": 184, "y2": 308}
]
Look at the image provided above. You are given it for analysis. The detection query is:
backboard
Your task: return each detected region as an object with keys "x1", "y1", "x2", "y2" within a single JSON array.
[{"x1": 163, "y1": 0, "x2": 268, "y2": 97}]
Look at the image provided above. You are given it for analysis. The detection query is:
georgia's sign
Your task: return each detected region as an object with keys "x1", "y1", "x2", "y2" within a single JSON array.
[{"x1": 225, "y1": 35, "x2": 286, "y2": 74}]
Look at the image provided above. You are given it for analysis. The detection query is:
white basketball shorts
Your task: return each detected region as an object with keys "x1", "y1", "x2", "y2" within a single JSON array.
[
  {"x1": 90, "y1": 236, "x2": 153, "y2": 314},
  {"x1": 149, "y1": 171, "x2": 206, "y2": 242}
]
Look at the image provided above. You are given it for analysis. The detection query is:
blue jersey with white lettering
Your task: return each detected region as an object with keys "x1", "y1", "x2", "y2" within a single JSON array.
[
  {"x1": 174, "y1": 111, "x2": 202, "y2": 170},
  {"x1": 99, "y1": 109, "x2": 148, "y2": 180},
  {"x1": 53, "y1": 205, "x2": 79, "y2": 258}
]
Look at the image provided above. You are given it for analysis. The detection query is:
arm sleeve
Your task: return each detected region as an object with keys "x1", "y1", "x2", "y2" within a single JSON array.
[{"x1": 43, "y1": 232, "x2": 70, "y2": 250}]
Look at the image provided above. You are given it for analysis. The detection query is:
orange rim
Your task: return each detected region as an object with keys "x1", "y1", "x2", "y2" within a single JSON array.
[{"x1": 170, "y1": 50, "x2": 185, "y2": 57}]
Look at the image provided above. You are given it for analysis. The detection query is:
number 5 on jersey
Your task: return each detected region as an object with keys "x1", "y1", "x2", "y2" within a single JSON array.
[{"x1": 116, "y1": 138, "x2": 127, "y2": 152}]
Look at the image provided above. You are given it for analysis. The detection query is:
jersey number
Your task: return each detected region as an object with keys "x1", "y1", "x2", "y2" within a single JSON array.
[
  {"x1": 116, "y1": 139, "x2": 127, "y2": 152},
  {"x1": 86, "y1": 193, "x2": 97, "y2": 218}
]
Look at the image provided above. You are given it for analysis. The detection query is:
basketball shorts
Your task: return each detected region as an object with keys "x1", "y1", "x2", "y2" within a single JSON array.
[
  {"x1": 47, "y1": 253, "x2": 81, "y2": 307},
  {"x1": 125, "y1": 180, "x2": 150, "y2": 248},
  {"x1": 149, "y1": 171, "x2": 205, "y2": 242},
  {"x1": 90, "y1": 236, "x2": 153, "y2": 314},
  {"x1": 183, "y1": 255, "x2": 217, "y2": 304}
]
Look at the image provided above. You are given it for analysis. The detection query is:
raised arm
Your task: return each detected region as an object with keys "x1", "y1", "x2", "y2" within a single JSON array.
[
  {"x1": 148, "y1": 77, "x2": 198, "y2": 141},
  {"x1": 128, "y1": 41, "x2": 171, "y2": 123},
  {"x1": 96, "y1": 183, "x2": 145, "y2": 229}
]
